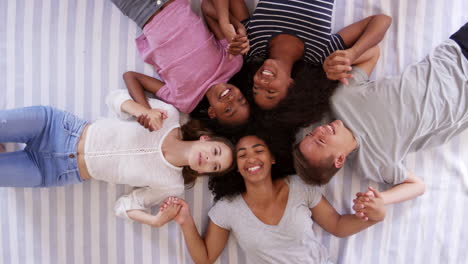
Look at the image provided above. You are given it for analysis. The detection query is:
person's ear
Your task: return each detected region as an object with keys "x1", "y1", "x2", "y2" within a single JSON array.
[
  {"x1": 272, "y1": 159, "x2": 276, "y2": 164},
  {"x1": 334, "y1": 154, "x2": 346, "y2": 168},
  {"x1": 207, "y1": 106, "x2": 216, "y2": 119},
  {"x1": 199, "y1": 135, "x2": 211, "y2": 141}
]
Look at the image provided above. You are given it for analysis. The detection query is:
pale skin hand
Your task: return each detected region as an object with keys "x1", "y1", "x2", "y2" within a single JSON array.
[
  {"x1": 136, "y1": 109, "x2": 168, "y2": 132},
  {"x1": 126, "y1": 198, "x2": 181, "y2": 228},
  {"x1": 352, "y1": 186, "x2": 386, "y2": 221}
]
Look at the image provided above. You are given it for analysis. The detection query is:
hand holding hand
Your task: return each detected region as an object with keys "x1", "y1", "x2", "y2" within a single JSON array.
[
  {"x1": 151, "y1": 197, "x2": 181, "y2": 227},
  {"x1": 137, "y1": 108, "x2": 167, "y2": 132},
  {"x1": 221, "y1": 23, "x2": 237, "y2": 43},
  {"x1": 227, "y1": 34, "x2": 250, "y2": 56},
  {"x1": 353, "y1": 186, "x2": 386, "y2": 222},
  {"x1": 323, "y1": 49, "x2": 356, "y2": 85}
]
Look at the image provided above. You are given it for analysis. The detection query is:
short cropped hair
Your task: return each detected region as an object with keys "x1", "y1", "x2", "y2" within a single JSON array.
[{"x1": 292, "y1": 143, "x2": 340, "y2": 185}]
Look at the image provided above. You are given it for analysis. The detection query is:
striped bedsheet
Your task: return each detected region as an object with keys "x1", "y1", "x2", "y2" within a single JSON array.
[{"x1": 0, "y1": 0, "x2": 467, "y2": 263}]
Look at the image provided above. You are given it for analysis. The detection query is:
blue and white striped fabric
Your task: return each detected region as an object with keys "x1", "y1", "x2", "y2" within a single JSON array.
[{"x1": 0, "y1": 0, "x2": 467, "y2": 264}]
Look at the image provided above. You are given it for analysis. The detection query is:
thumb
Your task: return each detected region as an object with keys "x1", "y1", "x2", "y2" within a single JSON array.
[{"x1": 368, "y1": 186, "x2": 382, "y2": 198}]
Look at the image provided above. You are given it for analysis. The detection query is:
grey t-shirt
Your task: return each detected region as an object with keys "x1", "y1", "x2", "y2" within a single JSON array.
[
  {"x1": 331, "y1": 39, "x2": 468, "y2": 184},
  {"x1": 208, "y1": 176, "x2": 330, "y2": 264}
]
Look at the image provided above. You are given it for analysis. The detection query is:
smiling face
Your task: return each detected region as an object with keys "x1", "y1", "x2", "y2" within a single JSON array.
[
  {"x1": 187, "y1": 137, "x2": 234, "y2": 174},
  {"x1": 252, "y1": 59, "x2": 293, "y2": 110},
  {"x1": 205, "y1": 83, "x2": 250, "y2": 125},
  {"x1": 299, "y1": 120, "x2": 354, "y2": 168},
  {"x1": 236, "y1": 135, "x2": 275, "y2": 183}
]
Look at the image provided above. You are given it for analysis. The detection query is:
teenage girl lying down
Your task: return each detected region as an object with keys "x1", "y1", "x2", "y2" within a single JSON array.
[
  {"x1": 111, "y1": 0, "x2": 251, "y2": 126},
  {"x1": 0, "y1": 90, "x2": 235, "y2": 227},
  {"x1": 162, "y1": 135, "x2": 385, "y2": 263}
]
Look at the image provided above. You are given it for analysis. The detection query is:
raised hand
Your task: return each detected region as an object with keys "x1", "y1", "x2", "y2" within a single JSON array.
[{"x1": 136, "y1": 108, "x2": 168, "y2": 132}]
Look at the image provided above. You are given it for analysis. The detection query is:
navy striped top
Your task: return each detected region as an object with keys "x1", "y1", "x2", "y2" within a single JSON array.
[{"x1": 245, "y1": 0, "x2": 346, "y2": 65}]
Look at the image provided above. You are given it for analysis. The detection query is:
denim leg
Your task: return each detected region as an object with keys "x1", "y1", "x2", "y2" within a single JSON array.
[
  {"x1": 0, "y1": 106, "x2": 88, "y2": 187},
  {"x1": 0, "y1": 106, "x2": 49, "y2": 145},
  {"x1": 0, "y1": 151, "x2": 42, "y2": 187}
]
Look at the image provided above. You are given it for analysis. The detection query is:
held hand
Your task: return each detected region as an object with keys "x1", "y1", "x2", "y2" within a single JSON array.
[
  {"x1": 353, "y1": 187, "x2": 386, "y2": 222},
  {"x1": 137, "y1": 108, "x2": 168, "y2": 132},
  {"x1": 172, "y1": 199, "x2": 192, "y2": 226},
  {"x1": 220, "y1": 23, "x2": 237, "y2": 43},
  {"x1": 323, "y1": 50, "x2": 356, "y2": 85},
  {"x1": 151, "y1": 201, "x2": 181, "y2": 227},
  {"x1": 227, "y1": 35, "x2": 250, "y2": 56}
]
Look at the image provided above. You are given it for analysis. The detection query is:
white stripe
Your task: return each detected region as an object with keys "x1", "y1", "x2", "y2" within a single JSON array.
[
  {"x1": 74, "y1": 0, "x2": 86, "y2": 117},
  {"x1": 414, "y1": 0, "x2": 427, "y2": 60},
  {"x1": 40, "y1": 0, "x2": 51, "y2": 105},
  {"x1": 107, "y1": 184, "x2": 117, "y2": 264},
  {"x1": 40, "y1": 188, "x2": 51, "y2": 264},
  {"x1": 5, "y1": 0, "x2": 16, "y2": 108},
  {"x1": 142, "y1": 224, "x2": 153, "y2": 264},
  {"x1": 158, "y1": 225, "x2": 169, "y2": 263},
  {"x1": 23, "y1": 0, "x2": 33, "y2": 106},
  {"x1": 124, "y1": 186, "x2": 135, "y2": 264},
  {"x1": 56, "y1": 0, "x2": 68, "y2": 109},
  {"x1": 73, "y1": 184, "x2": 84, "y2": 264},
  {"x1": 395, "y1": 0, "x2": 408, "y2": 71},
  {"x1": 90, "y1": 182, "x2": 101, "y2": 264},
  {"x1": 91, "y1": 0, "x2": 104, "y2": 116},
  {"x1": 23, "y1": 189, "x2": 34, "y2": 264},
  {"x1": 57, "y1": 188, "x2": 67, "y2": 264},
  {"x1": 8, "y1": 189, "x2": 19, "y2": 264}
]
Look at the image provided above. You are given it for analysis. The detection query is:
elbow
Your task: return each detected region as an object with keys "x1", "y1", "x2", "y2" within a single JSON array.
[
  {"x1": 123, "y1": 71, "x2": 136, "y2": 82},
  {"x1": 374, "y1": 14, "x2": 392, "y2": 29}
]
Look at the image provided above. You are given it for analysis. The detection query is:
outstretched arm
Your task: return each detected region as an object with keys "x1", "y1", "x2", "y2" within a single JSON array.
[
  {"x1": 123, "y1": 71, "x2": 165, "y2": 110},
  {"x1": 312, "y1": 195, "x2": 385, "y2": 237},
  {"x1": 174, "y1": 199, "x2": 230, "y2": 264},
  {"x1": 380, "y1": 171, "x2": 426, "y2": 205}
]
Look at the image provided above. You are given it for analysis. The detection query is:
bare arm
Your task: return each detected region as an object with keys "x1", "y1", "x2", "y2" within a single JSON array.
[
  {"x1": 126, "y1": 203, "x2": 180, "y2": 228},
  {"x1": 311, "y1": 195, "x2": 385, "y2": 238},
  {"x1": 123, "y1": 71, "x2": 165, "y2": 110},
  {"x1": 380, "y1": 171, "x2": 426, "y2": 205},
  {"x1": 337, "y1": 14, "x2": 392, "y2": 63},
  {"x1": 175, "y1": 200, "x2": 230, "y2": 264}
]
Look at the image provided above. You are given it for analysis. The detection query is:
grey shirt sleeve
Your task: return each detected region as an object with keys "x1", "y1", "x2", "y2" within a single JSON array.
[{"x1": 208, "y1": 200, "x2": 232, "y2": 230}]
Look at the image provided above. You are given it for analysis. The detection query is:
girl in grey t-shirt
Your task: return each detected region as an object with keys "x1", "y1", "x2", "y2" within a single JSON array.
[{"x1": 163, "y1": 135, "x2": 386, "y2": 263}]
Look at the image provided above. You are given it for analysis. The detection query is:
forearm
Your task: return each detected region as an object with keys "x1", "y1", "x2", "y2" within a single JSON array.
[
  {"x1": 180, "y1": 219, "x2": 212, "y2": 264},
  {"x1": 213, "y1": 0, "x2": 231, "y2": 25},
  {"x1": 120, "y1": 99, "x2": 150, "y2": 118},
  {"x1": 332, "y1": 214, "x2": 379, "y2": 238},
  {"x1": 127, "y1": 210, "x2": 162, "y2": 227},
  {"x1": 381, "y1": 182, "x2": 425, "y2": 205},
  {"x1": 123, "y1": 72, "x2": 151, "y2": 109},
  {"x1": 340, "y1": 14, "x2": 392, "y2": 63}
]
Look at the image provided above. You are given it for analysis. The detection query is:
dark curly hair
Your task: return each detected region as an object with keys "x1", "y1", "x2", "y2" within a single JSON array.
[
  {"x1": 208, "y1": 124, "x2": 295, "y2": 201},
  {"x1": 243, "y1": 58, "x2": 339, "y2": 135}
]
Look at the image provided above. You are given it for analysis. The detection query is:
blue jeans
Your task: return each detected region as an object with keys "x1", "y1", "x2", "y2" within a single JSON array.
[{"x1": 0, "y1": 106, "x2": 88, "y2": 187}]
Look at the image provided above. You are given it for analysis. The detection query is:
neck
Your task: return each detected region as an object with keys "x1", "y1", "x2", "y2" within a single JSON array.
[
  {"x1": 243, "y1": 178, "x2": 283, "y2": 206},
  {"x1": 344, "y1": 133, "x2": 359, "y2": 155},
  {"x1": 161, "y1": 128, "x2": 193, "y2": 167},
  {"x1": 268, "y1": 34, "x2": 304, "y2": 71}
]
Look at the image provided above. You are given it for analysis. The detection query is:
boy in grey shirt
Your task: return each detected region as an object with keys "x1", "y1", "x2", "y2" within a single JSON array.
[{"x1": 294, "y1": 23, "x2": 468, "y2": 216}]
